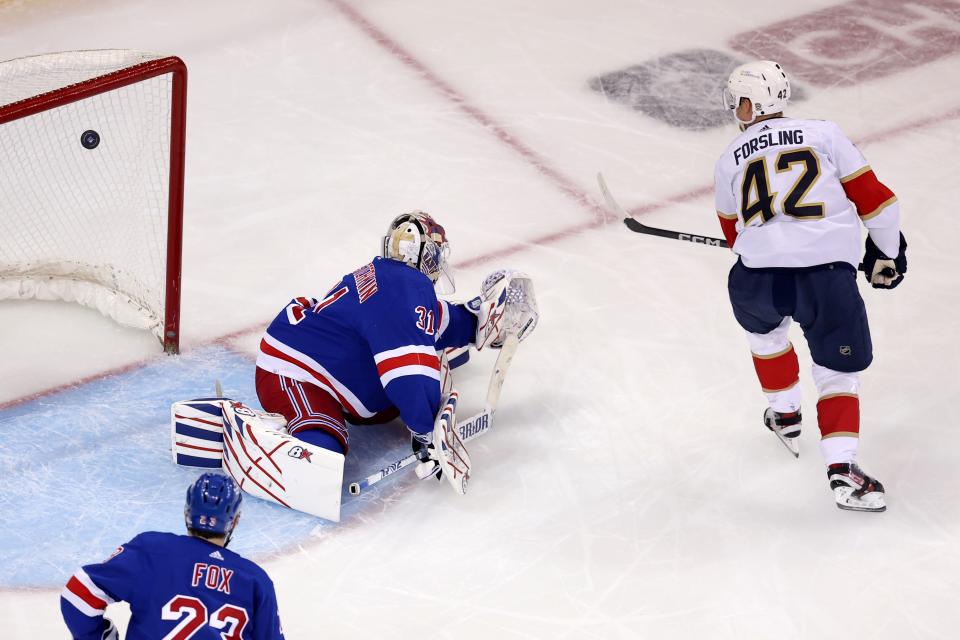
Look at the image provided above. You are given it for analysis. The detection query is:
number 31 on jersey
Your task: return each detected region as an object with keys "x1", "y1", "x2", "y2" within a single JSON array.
[{"x1": 415, "y1": 305, "x2": 435, "y2": 335}]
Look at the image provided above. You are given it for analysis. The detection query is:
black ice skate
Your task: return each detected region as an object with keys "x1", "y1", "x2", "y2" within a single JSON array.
[
  {"x1": 828, "y1": 462, "x2": 886, "y2": 512},
  {"x1": 763, "y1": 408, "x2": 801, "y2": 458}
]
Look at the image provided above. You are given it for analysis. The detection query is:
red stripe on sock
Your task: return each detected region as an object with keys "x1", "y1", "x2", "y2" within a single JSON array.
[
  {"x1": 817, "y1": 395, "x2": 860, "y2": 437},
  {"x1": 752, "y1": 346, "x2": 799, "y2": 392}
]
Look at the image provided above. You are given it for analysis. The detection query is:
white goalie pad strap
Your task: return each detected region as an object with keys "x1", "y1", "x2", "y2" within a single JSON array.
[
  {"x1": 221, "y1": 401, "x2": 344, "y2": 522},
  {"x1": 433, "y1": 391, "x2": 471, "y2": 495},
  {"x1": 171, "y1": 399, "x2": 227, "y2": 469},
  {"x1": 438, "y1": 349, "x2": 453, "y2": 396}
]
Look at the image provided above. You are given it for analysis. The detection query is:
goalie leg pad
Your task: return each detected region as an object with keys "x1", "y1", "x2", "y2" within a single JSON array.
[
  {"x1": 171, "y1": 398, "x2": 227, "y2": 468},
  {"x1": 445, "y1": 345, "x2": 470, "y2": 370},
  {"x1": 221, "y1": 400, "x2": 345, "y2": 522},
  {"x1": 171, "y1": 397, "x2": 289, "y2": 468},
  {"x1": 432, "y1": 391, "x2": 471, "y2": 495}
]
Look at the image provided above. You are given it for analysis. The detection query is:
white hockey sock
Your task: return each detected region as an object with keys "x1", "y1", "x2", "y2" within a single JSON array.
[
  {"x1": 820, "y1": 436, "x2": 859, "y2": 466},
  {"x1": 765, "y1": 385, "x2": 802, "y2": 415}
]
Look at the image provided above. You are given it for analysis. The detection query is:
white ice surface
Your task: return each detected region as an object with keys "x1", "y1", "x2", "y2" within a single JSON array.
[{"x1": 2, "y1": 0, "x2": 960, "y2": 638}]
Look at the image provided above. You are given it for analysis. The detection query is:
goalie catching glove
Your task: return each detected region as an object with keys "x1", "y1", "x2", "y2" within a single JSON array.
[
  {"x1": 467, "y1": 269, "x2": 539, "y2": 350},
  {"x1": 100, "y1": 620, "x2": 119, "y2": 640}
]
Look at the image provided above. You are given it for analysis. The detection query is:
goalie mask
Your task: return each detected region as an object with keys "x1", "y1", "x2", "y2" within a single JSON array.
[
  {"x1": 382, "y1": 211, "x2": 455, "y2": 294},
  {"x1": 722, "y1": 60, "x2": 790, "y2": 125}
]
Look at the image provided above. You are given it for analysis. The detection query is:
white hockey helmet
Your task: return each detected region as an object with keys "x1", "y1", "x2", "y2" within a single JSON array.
[
  {"x1": 722, "y1": 60, "x2": 790, "y2": 125},
  {"x1": 382, "y1": 211, "x2": 455, "y2": 293}
]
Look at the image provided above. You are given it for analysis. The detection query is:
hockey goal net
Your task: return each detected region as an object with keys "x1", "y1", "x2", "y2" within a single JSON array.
[{"x1": 0, "y1": 50, "x2": 186, "y2": 353}]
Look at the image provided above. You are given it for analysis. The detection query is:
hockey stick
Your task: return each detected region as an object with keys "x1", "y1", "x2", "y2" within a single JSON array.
[
  {"x1": 597, "y1": 172, "x2": 729, "y2": 248},
  {"x1": 347, "y1": 333, "x2": 520, "y2": 496}
]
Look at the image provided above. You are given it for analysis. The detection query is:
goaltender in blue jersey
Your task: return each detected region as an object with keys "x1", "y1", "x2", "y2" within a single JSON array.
[
  {"x1": 167, "y1": 212, "x2": 537, "y2": 519},
  {"x1": 254, "y1": 211, "x2": 517, "y2": 473},
  {"x1": 61, "y1": 474, "x2": 284, "y2": 640}
]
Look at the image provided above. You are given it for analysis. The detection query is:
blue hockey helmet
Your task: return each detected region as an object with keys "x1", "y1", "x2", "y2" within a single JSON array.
[{"x1": 184, "y1": 473, "x2": 242, "y2": 541}]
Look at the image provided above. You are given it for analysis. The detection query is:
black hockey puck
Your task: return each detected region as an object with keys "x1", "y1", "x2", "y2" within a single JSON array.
[{"x1": 80, "y1": 130, "x2": 100, "y2": 150}]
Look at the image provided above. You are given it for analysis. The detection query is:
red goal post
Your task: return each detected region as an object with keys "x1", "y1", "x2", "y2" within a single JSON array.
[{"x1": 0, "y1": 50, "x2": 187, "y2": 353}]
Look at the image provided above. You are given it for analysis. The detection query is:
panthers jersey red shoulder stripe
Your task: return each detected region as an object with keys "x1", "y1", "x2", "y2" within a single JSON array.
[
  {"x1": 716, "y1": 211, "x2": 739, "y2": 247},
  {"x1": 840, "y1": 167, "x2": 897, "y2": 221}
]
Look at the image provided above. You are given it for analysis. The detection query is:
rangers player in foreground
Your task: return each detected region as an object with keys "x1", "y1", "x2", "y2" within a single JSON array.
[
  {"x1": 61, "y1": 473, "x2": 284, "y2": 639},
  {"x1": 715, "y1": 61, "x2": 905, "y2": 512}
]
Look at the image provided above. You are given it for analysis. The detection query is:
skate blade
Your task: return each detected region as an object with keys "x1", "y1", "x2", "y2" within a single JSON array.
[
  {"x1": 773, "y1": 431, "x2": 800, "y2": 458},
  {"x1": 834, "y1": 488, "x2": 886, "y2": 512}
]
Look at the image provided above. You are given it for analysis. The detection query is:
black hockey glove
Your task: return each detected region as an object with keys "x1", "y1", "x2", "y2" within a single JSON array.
[
  {"x1": 101, "y1": 619, "x2": 119, "y2": 640},
  {"x1": 412, "y1": 434, "x2": 441, "y2": 481},
  {"x1": 859, "y1": 232, "x2": 907, "y2": 289}
]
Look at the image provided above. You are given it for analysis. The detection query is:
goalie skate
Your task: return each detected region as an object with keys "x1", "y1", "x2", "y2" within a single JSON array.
[
  {"x1": 763, "y1": 408, "x2": 801, "y2": 458},
  {"x1": 828, "y1": 462, "x2": 886, "y2": 512}
]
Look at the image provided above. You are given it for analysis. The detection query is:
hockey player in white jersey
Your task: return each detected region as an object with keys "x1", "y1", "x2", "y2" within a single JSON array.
[{"x1": 714, "y1": 61, "x2": 905, "y2": 512}]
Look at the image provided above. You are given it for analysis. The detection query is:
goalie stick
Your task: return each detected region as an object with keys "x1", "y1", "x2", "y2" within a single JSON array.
[
  {"x1": 348, "y1": 333, "x2": 520, "y2": 496},
  {"x1": 597, "y1": 173, "x2": 730, "y2": 249}
]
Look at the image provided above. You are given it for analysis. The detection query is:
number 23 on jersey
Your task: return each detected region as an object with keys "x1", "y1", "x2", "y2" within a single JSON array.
[{"x1": 162, "y1": 595, "x2": 248, "y2": 640}]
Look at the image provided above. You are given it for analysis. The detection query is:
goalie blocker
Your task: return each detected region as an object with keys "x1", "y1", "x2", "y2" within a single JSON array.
[{"x1": 171, "y1": 398, "x2": 345, "y2": 522}]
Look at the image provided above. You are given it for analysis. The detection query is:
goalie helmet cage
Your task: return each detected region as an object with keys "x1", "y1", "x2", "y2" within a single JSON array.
[{"x1": 0, "y1": 50, "x2": 187, "y2": 353}]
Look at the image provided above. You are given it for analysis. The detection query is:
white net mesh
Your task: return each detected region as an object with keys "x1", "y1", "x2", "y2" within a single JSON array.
[
  {"x1": 0, "y1": 50, "x2": 164, "y2": 106},
  {"x1": 0, "y1": 50, "x2": 178, "y2": 344}
]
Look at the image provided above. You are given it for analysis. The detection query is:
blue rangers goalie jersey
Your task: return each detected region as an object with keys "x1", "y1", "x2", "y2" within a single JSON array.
[
  {"x1": 256, "y1": 257, "x2": 477, "y2": 436},
  {"x1": 61, "y1": 531, "x2": 283, "y2": 640}
]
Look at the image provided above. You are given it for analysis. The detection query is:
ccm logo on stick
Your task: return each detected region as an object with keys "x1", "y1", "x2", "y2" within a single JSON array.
[{"x1": 679, "y1": 233, "x2": 723, "y2": 246}]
